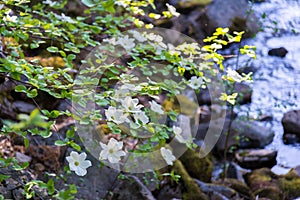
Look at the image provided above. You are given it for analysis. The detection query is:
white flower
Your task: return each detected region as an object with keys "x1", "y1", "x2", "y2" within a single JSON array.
[
  {"x1": 166, "y1": 3, "x2": 180, "y2": 17},
  {"x1": 188, "y1": 76, "x2": 203, "y2": 89},
  {"x1": 115, "y1": 0, "x2": 129, "y2": 8},
  {"x1": 99, "y1": 138, "x2": 126, "y2": 163},
  {"x1": 173, "y1": 126, "x2": 185, "y2": 143},
  {"x1": 121, "y1": 96, "x2": 143, "y2": 113},
  {"x1": 160, "y1": 147, "x2": 176, "y2": 166},
  {"x1": 130, "y1": 31, "x2": 147, "y2": 42},
  {"x1": 4, "y1": 10, "x2": 17, "y2": 22},
  {"x1": 168, "y1": 44, "x2": 181, "y2": 55},
  {"x1": 226, "y1": 68, "x2": 243, "y2": 82},
  {"x1": 117, "y1": 35, "x2": 135, "y2": 50},
  {"x1": 43, "y1": 0, "x2": 56, "y2": 6},
  {"x1": 149, "y1": 100, "x2": 164, "y2": 114},
  {"x1": 105, "y1": 106, "x2": 128, "y2": 124},
  {"x1": 60, "y1": 13, "x2": 75, "y2": 23},
  {"x1": 133, "y1": 111, "x2": 149, "y2": 125},
  {"x1": 146, "y1": 33, "x2": 163, "y2": 43},
  {"x1": 103, "y1": 37, "x2": 117, "y2": 45},
  {"x1": 66, "y1": 151, "x2": 92, "y2": 176},
  {"x1": 0, "y1": 4, "x2": 4, "y2": 10}
]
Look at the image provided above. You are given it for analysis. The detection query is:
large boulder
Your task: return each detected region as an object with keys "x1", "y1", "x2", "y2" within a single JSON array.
[
  {"x1": 235, "y1": 149, "x2": 277, "y2": 169},
  {"x1": 196, "y1": 118, "x2": 275, "y2": 152},
  {"x1": 245, "y1": 168, "x2": 300, "y2": 200},
  {"x1": 282, "y1": 110, "x2": 300, "y2": 144},
  {"x1": 198, "y1": 0, "x2": 259, "y2": 37},
  {"x1": 179, "y1": 148, "x2": 213, "y2": 182}
]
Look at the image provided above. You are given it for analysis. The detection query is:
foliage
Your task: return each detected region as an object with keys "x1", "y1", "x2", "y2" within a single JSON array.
[{"x1": 0, "y1": 0, "x2": 255, "y2": 198}]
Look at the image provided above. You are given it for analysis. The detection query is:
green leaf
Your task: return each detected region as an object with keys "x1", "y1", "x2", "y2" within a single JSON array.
[
  {"x1": 81, "y1": 0, "x2": 95, "y2": 7},
  {"x1": 47, "y1": 179, "x2": 55, "y2": 195},
  {"x1": 55, "y1": 140, "x2": 67, "y2": 146},
  {"x1": 27, "y1": 89, "x2": 38, "y2": 98},
  {"x1": 70, "y1": 141, "x2": 81, "y2": 151},
  {"x1": 30, "y1": 43, "x2": 39, "y2": 49},
  {"x1": 24, "y1": 137, "x2": 29, "y2": 148},
  {"x1": 0, "y1": 174, "x2": 10, "y2": 182},
  {"x1": 47, "y1": 46, "x2": 59, "y2": 53},
  {"x1": 15, "y1": 85, "x2": 27, "y2": 92}
]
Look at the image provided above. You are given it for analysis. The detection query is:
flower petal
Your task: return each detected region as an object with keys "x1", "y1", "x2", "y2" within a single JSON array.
[
  {"x1": 70, "y1": 151, "x2": 79, "y2": 160},
  {"x1": 75, "y1": 167, "x2": 87, "y2": 176},
  {"x1": 78, "y1": 152, "x2": 87, "y2": 162},
  {"x1": 80, "y1": 160, "x2": 92, "y2": 168}
]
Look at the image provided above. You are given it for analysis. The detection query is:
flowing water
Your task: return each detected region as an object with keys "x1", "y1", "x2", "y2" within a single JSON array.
[{"x1": 226, "y1": 0, "x2": 300, "y2": 171}]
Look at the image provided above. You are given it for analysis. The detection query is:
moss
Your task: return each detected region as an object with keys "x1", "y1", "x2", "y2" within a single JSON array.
[
  {"x1": 172, "y1": 160, "x2": 208, "y2": 200},
  {"x1": 245, "y1": 168, "x2": 274, "y2": 189},
  {"x1": 222, "y1": 178, "x2": 254, "y2": 200},
  {"x1": 254, "y1": 186, "x2": 283, "y2": 200},
  {"x1": 179, "y1": 148, "x2": 213, "y2": 182},
  {"x1": 277, "y1": 170, "x2": 300, "y2": 198},
  {"x1": 177, "y1": 0, "x2": 212, "y2": 9}
]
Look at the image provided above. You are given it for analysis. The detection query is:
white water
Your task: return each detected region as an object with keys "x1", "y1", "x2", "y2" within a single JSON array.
[{"x1": 226, "y1": 0, "x2": 300, "y2": 169}]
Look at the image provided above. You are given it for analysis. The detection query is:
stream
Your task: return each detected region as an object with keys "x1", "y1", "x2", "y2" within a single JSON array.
[{"x1": 226, "y1": 0, "x2": 300, "y2": 172}]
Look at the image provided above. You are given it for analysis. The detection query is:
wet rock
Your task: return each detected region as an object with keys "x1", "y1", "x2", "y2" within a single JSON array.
[
  {"x1": 268, "y1": 47, "x2": 288, "y2": 58},
  {"x1": 245, "y1": 168, "x2": 284, "y2": 200},
  {"x1": 282, "y1": 110, "x2": 300, "y2": 144},
  {"x1": 172, "y1": 160, "x2": 208, "y2": 200},
  {"x1": 155, "y1": 184, "x2": 182, "y2": 200},
  {"x1": 235, "y1": 149, "x2": 277, "y2": 169},
  {"x1": 175, "y1": 0, "x2": 212, "y2": 10},
  {"x1": 179, "y1": 148, "x2": 213, "y2": 182},
  {"x1": 199, "y1": 0, "x2": 259, "y2": 38},
  {"x1": 194, "y1": 179, "x2": 238, "y2": 199},
  {"x1": 246, "y1": 168, "x2": 300, "y2": 199},
  {"x1": 196, "y1": 118, "x2": 274, "y2": 152},
  {"x1": 226, "y1": 162, "x2": 250, "y2": 182},
  {"x1": 112, "y1": 175, "x2": 156, "y2": 200},
  {"x1": 221, "y1": 178, "x2": 254, "y2": 200},
  {"x1": 234, "y1": 83, "x2": 252, "y2": 104},
  {"x1": 14, "y1": 101, "x2": 36, "y2": 114},
  {"x1": 197, "y1": 83, "x2": 252, "y2": 105}
]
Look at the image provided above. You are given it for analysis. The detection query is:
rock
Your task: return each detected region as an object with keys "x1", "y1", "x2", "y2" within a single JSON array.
[
  {"x1": 221, "y1": 178, "x2": 254, "y2": 200},
  {"x1": 14, "y1": 101, "x2": 36, "y2": 114},
  {"x1": 155, "y1": 184, "x2": 182, "y2": 200},
  {"x1": 277, "y1": 170, "x2": 300, "y2": 199},
  {"x1": 194, "y1": 179, "x2": 237, "y2": 199},
  {"x1": 235, "y1": 149, "x2": 277, "y2": 169},
  {"x1": 172, "y1": 160, "x2": 208, "y2": 200},
  {"x1": 246, "y1": 168, "x2": 300, "y2": 199},
  {"x1": 197, "y1": 118, "x2": 274, "y2": 152},
  {"x1": 245, "y1": 168, "x2": 284, "y2": 200},
  {"x1": 234, "y1": 83, "x2": 252, "y2": 104},
  {"x1": 268, "y1": 47, "x2": 288, "y2": 57},
  {"x1": 199, "y1": 0, "x2": 259, "y2": 38},
  {"x1": 179, "y1": 148, "x2": 213, "y2": 182},
  {"x1": 175, "y1": 0, "x2": 212, "y2": 10},
  {"x1": 282, "y1": 110, "x2": 300, "y2": 144},
  {"x1": 15, "y1": 152, "x2": 32, "y2": 163},
  {"x1": 226, "y1": 162, "x2": 250, "y2": 182},
  {"x1": 112, "y1": 175, "x2": 156, "y2": 200},
  {"x1": 197, "y1": 83, "x2": 252, "y2": 105}
]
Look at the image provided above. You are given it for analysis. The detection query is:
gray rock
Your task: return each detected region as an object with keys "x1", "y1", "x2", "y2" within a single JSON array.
[
  {"x1": 268, "y1": 47, "x2": 288, "y2": 58},
  {"x1": 14, "y1": 101, "x2": 36, "y2": 114},
  {"x1": 196, "y1": 118, "x2": 274, "y2": 152},
  {"x1": 282, "y1": 110, "x2": 300, "y2": 144},
  {"x1": 201, "y1": 0, "x2": 259, "y2": 37},
  {"x1": 235, "y1": 149, "x2": 277, "y2": 169}
]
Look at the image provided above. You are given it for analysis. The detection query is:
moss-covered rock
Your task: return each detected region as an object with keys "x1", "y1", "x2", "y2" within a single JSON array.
[
  {"x1": 179, "y1": 148, "x2": 213, "y2": 182},
  {"x1": 176, "y1": 0, "x2": 212, "y2": 9},
  {"x1": 172, "y1": 160, "x2": 208, "y2": 200},
  {"x1": 245, "y1": 168, "x2": 283, "y2": 200},
  {"x1": 222, "y1": 178, "x2": 255, "y2": 200},
  {"x1": 277, "y1": 170, "x2": 300, "y2": 199}
]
